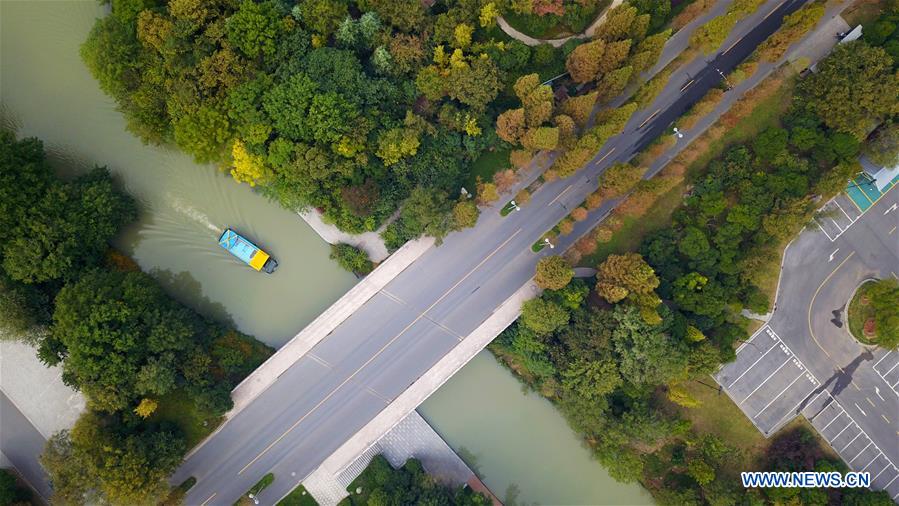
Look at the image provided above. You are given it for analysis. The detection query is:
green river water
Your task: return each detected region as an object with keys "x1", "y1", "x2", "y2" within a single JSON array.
[{"x1": 0, "y1": 2, "x2": 649, "y2": 503}]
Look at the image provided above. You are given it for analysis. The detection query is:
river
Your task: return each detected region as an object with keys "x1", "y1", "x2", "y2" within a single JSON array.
[{"x1": 0, "y1": 2, "x2": 649, "y2": 504}]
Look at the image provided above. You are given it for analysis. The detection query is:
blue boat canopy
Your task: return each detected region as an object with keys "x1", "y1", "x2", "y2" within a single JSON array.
[{"x1": 218, "y1": 228, "x2": 278, "y2": 273}]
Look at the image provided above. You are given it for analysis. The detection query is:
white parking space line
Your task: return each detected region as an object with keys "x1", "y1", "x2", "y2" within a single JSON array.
[
  {"x1": 815, "y1": 217, "x2": 837, "y2": 241},
  {"x1": 861, "y1": 453, "x2": 882, "y2": 472},
  {"x1": 728, "y1": 339, "x2": 778, "y2": 389},
  {"x1": 755, "y1": 371, "x2": 806, "y2": 419},
  {"x1": 882, "y1": 359, "x2": 899, "y2": 377},
  {"x1": 834, "y1": 199, "x2": 853, "y2": 221},
  {"x1": 849, "y1": 442, "x2": 873, "y2": 463},
  {"x1": 873, "y1": 352, "x2": 892, "y2": 369},
  {"x1": 820, "y1": 409, "x2": 845, "y2": 432},
  {"x1": 830, "y1": 421, "x2": 855, "y2": 443},
  {"x1": 840, "y1": 431, "x2": 863, "y2": 452},
  {"x1": 883, "y1": 473, "x2": 899, "y2": 489},
  {"x1": 872, "y1": 464, "x2": 891, "y2": 481},
  {"x1": 741, "y1": 355, "x2": 792, "y2": 405}
]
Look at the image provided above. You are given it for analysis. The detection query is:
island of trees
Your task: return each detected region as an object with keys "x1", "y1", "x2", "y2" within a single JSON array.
[{"x1": 0, "y1": 131, "x2": 273, "y2": 505}]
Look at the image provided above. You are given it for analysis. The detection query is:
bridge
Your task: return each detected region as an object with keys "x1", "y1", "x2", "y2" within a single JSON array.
[{"x1": 173, "y1": 1, "x2": 825, "y2": 503}]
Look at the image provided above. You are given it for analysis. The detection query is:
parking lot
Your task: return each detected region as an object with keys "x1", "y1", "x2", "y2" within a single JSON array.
[
  {"x1": 873, "y1": 351, "x2": 899, "y2": 398},
  {"x1": 802, "y1": 391, "x2": 899, "y2": 499},
  {"x1": 717, "y1": 325, "x2": 899, "y2": 500},
  {"x1": 716, "y1": 325, "x2": 820, "y2": 436},
  {"x1": 815, "y1": 171, "x2": 899, "y2": 242}
]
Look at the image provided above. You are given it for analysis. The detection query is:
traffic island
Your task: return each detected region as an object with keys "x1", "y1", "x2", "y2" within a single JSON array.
[
  {"x1": 236, "y1": 473, "x2": 274, "y2": 506},
  {"x1": 847, "y1": 280, "x2": 881, "y2": 346}
]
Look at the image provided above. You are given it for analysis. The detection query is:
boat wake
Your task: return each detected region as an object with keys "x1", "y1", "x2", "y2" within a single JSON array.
[{"x1": 168, "y1": 195, "x2": 220, "y2": 234}]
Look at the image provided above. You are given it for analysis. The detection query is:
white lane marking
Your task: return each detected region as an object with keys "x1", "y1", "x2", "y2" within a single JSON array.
[
  {"x1": 829, "y1": 248, "x2": 840, "y2": 262},
  {"x1": 740, "y1": 355, "x2": 792, "y2": 405},
  {"x1": 755, "y1": 370, "x2": 806, "y2": 419},
  {"x1": 831, "y1": 421, "x2": 855, "y2": 442},
  {"x1": 840, "y1": 431, "x2": 864, "y2": 452},
  {"x1": 855, "y1": 403, "x2": 868, "y2": 417},
  {"x1": 884, "y1": 203, "x2": 897, "y2": 215},
  {"x1": 728, "y1": 338, "x2": 778, "y2": 388},
  {"x1": 849, "y1": 441, "x2": 874, "y2": 463},
  {"x1": 874, "y1": 352, "x2": 892, "y2": 369}
]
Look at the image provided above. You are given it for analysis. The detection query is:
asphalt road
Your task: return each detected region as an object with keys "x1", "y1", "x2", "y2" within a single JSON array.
[
  {"x1": 176, "y1": 2, "x2": 819, "y2": 504},
  {"x1": 717, "y1": 185, "x2": 899, "y2": 499},
  {"x1": 0, "y1": 392, "x2": 51, "y2": 502}
]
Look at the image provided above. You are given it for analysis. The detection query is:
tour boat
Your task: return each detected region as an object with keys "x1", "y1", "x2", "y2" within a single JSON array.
[{"x1": 218, "y1": 228, "x2": 278, "y2": 273}]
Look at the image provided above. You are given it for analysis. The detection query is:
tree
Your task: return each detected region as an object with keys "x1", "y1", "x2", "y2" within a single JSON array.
[
  {"x1": 3, "y1": 168, "x2": 136, "y2": 284},
  {"x1": 496, "y1": 108, "x2": 527, "y2": 143},
  {"x1": 687, "y1": 458, "x2": 716, "y2": 485},
  {"x1": 690, "y1": 11, "x2": 739, "y2": 54},
  {"x1": 535, "y1": 256, "x2": 574, "y2": 290},
  {"x1": 798, "y1": 42, "x2": 899, "y2": 139},
  {"x1": 479, "y1": 2, "x2": 499, "y2": 28},
  {"x1": 172, "y1": 105, "x2": 232, "y2": 163},
  {"x1": 0, "y1": 275, "x2": 48, "y2": 343},
  {"x1": 357, "y1": 0, "x2": 426, "y2": 33},
  {"x1": 227, "y1": 0, "x2": 283, "y2": 58},
  {"x1": 864, "y1": 122, "x2": 899, "y2": 167},
  {"x1": 330, "y1": 243, "x2": 374, "y2": 274},
  {"x1": 520, "y1": 298, "x2": 570, "y2": 336},
  {"x1": 611, "y1": 305, "x2": 689, "y2": 386},
  {"x1": 0, "y1": 469, "x2": 30, "y2": 505},
  {"x1": 599, "y1": 162, "x2": 644, "y2": 197},
  {"x1": 566, "y1": 39, "x2": 607, "y2": 83},
  {"x1": 595, "y1": 253, "x2": 659, "y2": 304},
  {"x1": 0, "y1": 132, "x2": 53, "y2": 241},
  {"x1": 231, "y1": 139, "x2": 273, "y2": 186},
  {"x1": 452, "y1": 200, "x2": 479, "y2": 229},
  {"x1": 868, "y1": 279, "x2": 899, "y2": 348},
  {"x1": 296, "y1": 0, "x2": 348, "y2": 38},
  {"x1": 49, "y1": 269, "x2": 199, "y2": 412},
  {"x1": 41, "y1": 412, "x2": 186, "y2": 506},
  {"x1": 561, "y1": 358, "x2": 622, "y2": 402},
  {"x1": 752, "y1": 127, "x2": 789, "y2": 161},
  {"x1": 560, "y1": 92, "x2": 598, "y2": 129}
]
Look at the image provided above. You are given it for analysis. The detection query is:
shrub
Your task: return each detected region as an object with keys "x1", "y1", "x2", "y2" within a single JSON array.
[{"x1": 329, "y1": 243, "x2": 374, "y2": 274}]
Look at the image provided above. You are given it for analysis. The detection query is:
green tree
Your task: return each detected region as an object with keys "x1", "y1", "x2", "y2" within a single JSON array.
[
  {"x1": 520, "y1": 298, "x2": 570, "y2": 336},
  {"x1": 798, "y1": 42, "x2": 899, "y2": 139},
  {"x1": 297, "y1": 0, "x2": 348, "y2": 38},
  {"x1": 599, "y1": 162, "x2": 644, "y2": 197},
  {"x1": 48, "y1": 269, "x2": 199, "y2": 412},
  {"x1": 534, "y1": 255, "x2": 574, "y2": 290},
  {"x1": 330, "y1": 243, "x2": 374, "y2": 274},
  {"x1": 0, "y1": 469, "x2": 31, "y2": 505},
  {"x1": 864, "y1": 122, "x2": 899, "y2": 167},
  {"x1": 452, "y1": 200, "x2": 479, "y2": 229},
  {"x1": 0, "y1": 132, "x2": 53, "y2": 242},
  {"x1": 611, "y1": 305, "x2": 689, "y2": 386},
  {"x1": 2, "y1": 168, "x2": 136, "y2": 284},
  {"x1": 172, "y1": 105, "x2": 232, "y2": 163},
  {"x1": 561, "y1": 357, "x2": 622, "y2": 402},
  {"x1": 595, "y1": 253, "x2": 659, "y2": 304},
  {"x1": 41, "y1": 412, "x2": 186, "y2": 506},
  {"x1": 227, "y1": 0, "x2": 283, "y2": 58},
  {"x1": 868, "y1": 279, "x2": 899, "y2": 348},
  {"x1": 0, "y1": 274, "x2": 49, "y2": 343}
]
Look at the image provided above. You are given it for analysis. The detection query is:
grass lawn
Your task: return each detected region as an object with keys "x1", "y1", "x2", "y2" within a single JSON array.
[
  {"x1": 848, "y1": 280, "x2": 879, "y2": 345},
  {"x1": 150, "y1": 389, "x2": 222, "y2": 448},
  {"x1": 661, "y1": 379, "x2": 836, "y2": 473},
  {"x1": 465, "y1": 146, "x2": 511, "y2": 194},
  {"x1": 278, "y1": 485, "x2": 319, "y2": 506},
  {"x1": 842, "y1": 0, "x2": 888, "y2": 26},
  {"x1": 576, "y1": 73, "x2": 797, "y2": 268}
]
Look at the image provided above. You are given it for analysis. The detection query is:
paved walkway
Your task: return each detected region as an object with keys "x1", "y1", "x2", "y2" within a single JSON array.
[
  {"x1": 495, "y1": 0, "x2": 624, "y2": 47},
  {"x1": 0, "y1": 341, "x2": 84, "y2": 438},
  {"x1": 298, "y1": 209, "x2": 389, "y2": 262}
]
